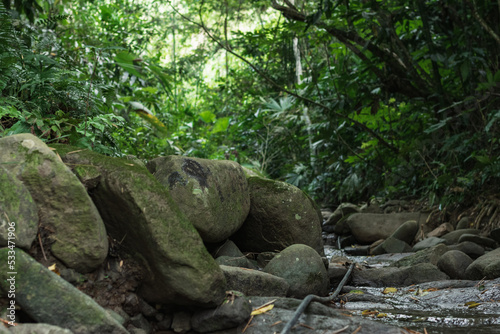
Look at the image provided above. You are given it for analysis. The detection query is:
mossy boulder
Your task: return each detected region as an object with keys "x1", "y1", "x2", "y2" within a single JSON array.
[
  {"x1": 231, "y1": 176, "x2": 324, "y2": 255},
  {"x1": 51, "y1": 144, "x2": 226, "y2": 307},
  {"x1": 0, "y1": 166, "x2": 38, "y2": 249},
  {"x1": 147, "y1": 156, "x2": 250, "y2": 243},
  {"x1": 0, "y1": 134, "x2": 107, "y2": 272},
  {"x1": 0, "y1": 248, "x2": 127, "y2": 334}
]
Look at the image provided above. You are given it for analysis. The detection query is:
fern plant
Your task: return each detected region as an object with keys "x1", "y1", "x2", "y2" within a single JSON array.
[{"x1": 0, "y1": 3, "x2": 120, "y2": 152}]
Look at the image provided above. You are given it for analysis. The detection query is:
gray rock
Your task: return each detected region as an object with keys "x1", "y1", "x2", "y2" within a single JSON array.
[
  {"x1": 9, "y1": 324, "x2": 73, "y2": 334},
  {"x1": 147, "y1": 156, "x2": 250, "y2": 243},
  {"x1": 220, "y1": 265, "x2": 289, "y2": 297},
  {"x1": 214, "y1": 240, "x2": 245, "y2": 258},
  {"x1": 171, "y1": 311, "x2": 191, "y2": 333},
  {"x1": 51, "y1": 144, "x2": 226, "y2": 307},
  {"x1": 412, "y1": 237, "x2": 446, "y2": 252},
  {"x1": 456, "y1": 216, "x2": 471, "y2": 230},
  {"x1": 0, "y1": 249, "x2": 127, "y2": 334},
  {"x1": 466, "y1": 248, "x2": 500, "y2": 279},
  {"x1": 0, "y1": 166, "x2": 38, "y2": 249},
  {"x1": 130, "y1": 313, "x2": 152, "y2": 334},
  {"x1": 231, "y1": 177, "x2": 324, "y2": 255},
  {"x1": 191, "y1": 295, "x2": 251, "y2": 332},
  {"x1": 328, "y1": 263, "x2": 348, "y2": 284},
  {"x1": 263, "y1": 244, "x2": 328, "y2": 298},
  {"x1": 448, "y1": 241, "x2": 485, "y2": 259},
  {"x1": 490, "y1": 228, "x2": 500, "y2": 243},
  {"x1": 347, "y1": 212, "x2": 428, "y2": 244},
  {"x1": 370, "y1": 237, "x2": 412, "y2": 255},
  {"x1": 323, "y1": 203, "x2": 359, "y2": 227},
  {"x1": 391, "y1": 220, "x2": 419, "y2": 244},
  {"x1": 437, "y1": 250, "x2": 473, "y2": 279},
  {"x1": 321, "y1": 208, "x2": 333, "y2": 221},
  {"x1": 391, "y1": 244, "x2": 449, "y2": 267},
  {"x1": 441, "y1": 228, "x2": 480, "y2": 245},
  {"x1": 352, "y1": 263, "x2": 449, "y2": 287},
  {"x1": 1, "y1": 134, "x2": 108, "y2": 272},
  {"x1": 458, "y1": 233, "x2": 498, "y2": 249}
]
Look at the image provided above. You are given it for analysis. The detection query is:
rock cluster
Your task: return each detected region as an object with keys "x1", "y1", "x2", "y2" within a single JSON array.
[
  {"x1": 0, "y1": 134, "x2": 349, "y2": 334},
  {"x1": 323, "y1": 201, "x2": 500, "y2": 287}
]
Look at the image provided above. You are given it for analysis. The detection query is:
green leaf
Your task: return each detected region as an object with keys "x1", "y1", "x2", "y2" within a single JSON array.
[
  {"x1": 114, "y1": 52, "x2": 142, "y2": 78},
  {"x1": 199, "y1": 111, "x2": 216, "y2": 123},
  {"x1": 211, "y1": 117, "x2": 230, "y2": 134}
]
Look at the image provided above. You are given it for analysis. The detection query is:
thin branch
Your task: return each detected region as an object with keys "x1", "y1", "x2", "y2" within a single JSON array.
[
  {"x1": 170, "y1": 2, "x2": 400, "y2": 155},
  {"x1": 280, "y1": 262, "x2": 355, "y2": 334},
  {"x1": 467, "y1": 0, "x2": 500, "y2": 47}
]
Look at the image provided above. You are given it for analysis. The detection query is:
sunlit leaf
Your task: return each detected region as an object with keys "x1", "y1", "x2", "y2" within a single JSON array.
[
  {"x1": 349, "y1": 290, "x2": 364, "y2": 294},
  {"x1": 383, "y1": 287, "x2": 397, "y2": 294},
  {"x1": 251, "y1": 303, "x2": 274, "y2": 315},
  {"x1": 212, "y1": 117, "x2": 230, "y2": 134}
]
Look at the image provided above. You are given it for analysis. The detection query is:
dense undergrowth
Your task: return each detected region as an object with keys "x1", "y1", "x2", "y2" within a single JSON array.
[{"x1": 1, "y1": 0, "x2": 499, "y2": 208}]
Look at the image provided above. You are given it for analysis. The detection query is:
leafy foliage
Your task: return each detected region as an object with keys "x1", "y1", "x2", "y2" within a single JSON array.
[{"x1": 1, "y1": 0, "x2": 499, "y2": 207}]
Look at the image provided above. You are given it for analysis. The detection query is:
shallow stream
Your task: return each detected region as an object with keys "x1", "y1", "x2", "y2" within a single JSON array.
[{"x1": 324, "y1": 246, "x2": 500, "y2": 333}]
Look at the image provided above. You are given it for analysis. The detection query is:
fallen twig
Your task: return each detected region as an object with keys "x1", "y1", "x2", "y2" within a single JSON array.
[{"x1": 280, "y1": 262, "x2": 355, "y2": 334}]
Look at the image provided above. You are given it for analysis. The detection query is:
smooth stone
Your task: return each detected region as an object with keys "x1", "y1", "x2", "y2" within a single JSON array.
[
  {"x1": 347, "y1": 212, "x2": 428, "y2": 244},
  {"x1": 392, "y1": 244, "x2": 449, "y2": 267},
  {"x1": 231, "y1": 177, "x2": 324, "y2": 256},
  {"x1": 220, "y1": 265, "x2": 289, "y2": 297},
  {"x1": 370, "y1": 237, "x2": 412, "y2": 255},
  {"x1": 448, "y1": 241, "x2": 485, "y2": 259},
  {"x1": 490, "y1": 228, "x2": 500, "y2": 243},
  {"x1": 465, "y1": 248, "x2": 500, "y2": 280},
  {"x1": 437, "y1": 250, "x2": 473, "y2": 279},
  {"x1": 352, "y1": 263, "x2": 449, "y2": 287},
  {"x1": 147, "y1": 156, "x2": 250, "y2": 243},
  {"x1": 264, "y1": 244, "x2": 328, "y2": 298},
  {"x1": 458, "y1": 234, "x2": 498, "y2": 249},
  {"x1": 390, "y1": 220, "x2": 419, "y2": 244},
  {"x1": 412, "y1": 237, "x2": 446, "y2": 252},
  {"x1": 441, "y1": 229, "x2": 480, "y2": 245},
  {"x1": 456, "y1": 216, "x2": 472, "y2": 230}
]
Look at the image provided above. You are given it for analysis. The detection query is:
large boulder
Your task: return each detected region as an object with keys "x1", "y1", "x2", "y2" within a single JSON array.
[
  {"x1": 0, "y1": 166, "x2": 38, "y2": 249},
  {"x1": 147, "y1": 156, "x2": 250, "y2": 243},
  {"x1": 51, "y1": 144, "x2": 226, "y2": 307},
  {"x1": 0, "y1": 134, "x2": 107, "y2": 272},
  {"x1": 465, "y1": 248, "x2": 500, "y2": 279},
  {"x1": 352, "y1": 263, "x2": 449, "y2": 287},
  {"x1": 263, "y1": 244, "x2": 329, "y2": 298},
  {"x1": 0, "y1": 248, "x2": 127, "y2": 334},
  {"x1": 231, "y1": 176, "x2": 324, "y2": 255},
  {"x1": 347, "y1": 212, "x2": 428, "y2": 244}
]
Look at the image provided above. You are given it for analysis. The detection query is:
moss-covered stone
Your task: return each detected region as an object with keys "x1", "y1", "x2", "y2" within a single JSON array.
[
  {"x1": 0, "y1": 166, "x2": 38, "y2": 249},
  {"x1": 0, "y1": 248, "x2": 127, "y2": 334},
  {"x1": 51, "y1": 144, "x2": 226, "y2": 307},
  {"x1": 231, "y1": 176, "x2": 324, "y2": 255},
  {"x1": 147, "y1": 156, "x2": 250, "y2": 243},
  {"x1": 263, "y1": 244, "x2": 328, "y2": 298},
  {"x1": 0, "y1": 134, "x2": 107, "y2": 272}
]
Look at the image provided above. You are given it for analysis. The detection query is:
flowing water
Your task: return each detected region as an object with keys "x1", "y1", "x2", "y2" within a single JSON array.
[{"x1": 324, "y1": 246, "x2": 500, "y2": 333}]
